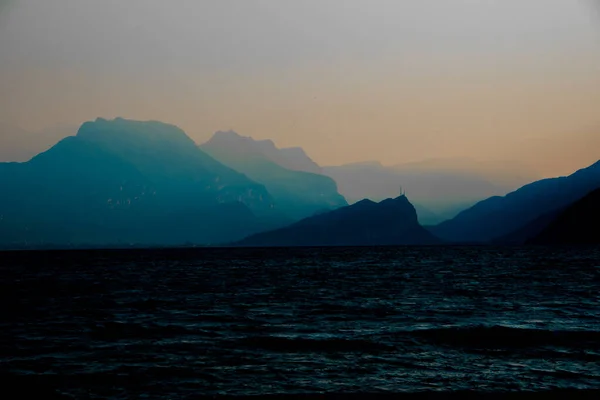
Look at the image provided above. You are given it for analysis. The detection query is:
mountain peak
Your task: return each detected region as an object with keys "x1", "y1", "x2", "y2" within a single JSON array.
[
  {"x1": 77, "y1": 117, "x2": 195, "y2": 149},
  {"x1": 213, "y1": 130, "x2": 244, "y2": 139},
  {"x1": 392, "y1": 194, "x2": 409, "y2": 202}
]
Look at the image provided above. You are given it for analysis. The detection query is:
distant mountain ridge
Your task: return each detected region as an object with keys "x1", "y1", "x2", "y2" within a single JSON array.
[
  {"x1": 201, "y1": 131, "x2": 346, "y2": 220},
  {"x1": 204, "y1": 130, "x2": 322, "y2": 174},
  {"x1": 431, "y1": 160, "x2": 600, "y2": 243},
  {"x1": 0, "y1": 118, "x2": 289, "y2": 248},
  {"x1": 233, "y1": 195, "x2": 442, "y2": 247},
  {"x1": 274, "y1": 146, "x2": 322, "y2": 174},
  {"x1": 392, "y1": 157, "x2": 540, "y2": 189},
  {"x1": 321, "y1": 159, "x2": 533, "y2": 225}
]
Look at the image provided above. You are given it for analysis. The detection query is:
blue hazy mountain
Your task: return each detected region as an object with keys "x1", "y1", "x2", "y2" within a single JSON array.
[
  {"x1": 322, "y1": 159, "x2": 536, "y2": 225},
  {"x1": 268, "y1": 144, "x2": 322, "y2": 174},
  {"x1": 203, "y1": 131, "x2": 322, "y2": 174},
  {"x1": 200, "y1": 131, "x2": 347, "y2": 220},
  {"x1": 276, "y1": 147, "x2": 322, "y2": 174},
  {"x1": 431, "y1": 160, "x2": 600, "y2": 243},
  {"x1": 528, "y1": 188, "x2": 600, "y2": 245},
  {"x1": 0, "y1": 118, "x2": 289, "y2": 248},
  {"x1": 233, "y1": 195, "x2": 442, "y2": 247}
]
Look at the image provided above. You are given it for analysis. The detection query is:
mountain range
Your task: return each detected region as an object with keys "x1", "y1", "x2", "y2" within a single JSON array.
[{"x1": 0, "y1": 117, "x2": 598, "y2": 249}]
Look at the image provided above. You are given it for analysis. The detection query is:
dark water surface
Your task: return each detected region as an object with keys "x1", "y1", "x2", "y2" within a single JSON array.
[{"x1": 1, "y1": 246, "x2": 600, "y2": 399}]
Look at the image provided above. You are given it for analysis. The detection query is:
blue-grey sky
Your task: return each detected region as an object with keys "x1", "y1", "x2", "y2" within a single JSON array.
[{"x1": 1, "y1": 0, "x2": 599, "y2": 176}]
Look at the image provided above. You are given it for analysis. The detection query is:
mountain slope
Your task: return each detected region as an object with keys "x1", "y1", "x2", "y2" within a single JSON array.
[
  {"x1": 273, "y1": 146, "x2": 322, "y2": 174},
  {"x1": 233, "y1": 195, "x2": 442, "y2": 247},
  {"x1": 529, "y1": 188, "x2": 600, "y2": 245},
  {"x1": 431, "y1": 160, "x2": 600, "y2": 243},
  {"x1": 0, "y1": 118, "x2": 286, "y2": 248},
  {"x1": 201, "y1": 131, "x2": 346, "y2": 220}
]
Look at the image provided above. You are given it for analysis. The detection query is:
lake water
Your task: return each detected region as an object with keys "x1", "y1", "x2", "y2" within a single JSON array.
[{"x1": 1, "y1": 246, "x2": 600, "y2": 399}]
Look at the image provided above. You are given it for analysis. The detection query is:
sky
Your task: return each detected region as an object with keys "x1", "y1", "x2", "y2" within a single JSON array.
[{"x1": 1, "y1": 0, "x2": 599, "y2": 177}]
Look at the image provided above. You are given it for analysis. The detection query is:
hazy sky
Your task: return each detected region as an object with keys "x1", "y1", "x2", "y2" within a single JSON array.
[{"x1": 1, "y1": 0, "x2": 599, "y2": 176}]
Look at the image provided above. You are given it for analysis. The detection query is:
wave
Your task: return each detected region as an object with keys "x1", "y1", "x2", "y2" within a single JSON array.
[
  {"x1": 88, "y1": 322, "x2": 195, "y2": 340},
  {"x1": 233, "y1": 336, "x2": 395, "y2": 353},
  {"x1": 191, "y1": 391, "x2": 600, "y2": 400},
  {"x1": 402, "y1": 325, "x2": 600, "y2": 349},
  {"x1": 5, "y1": 372, "x2": 600, "y2": 400},
  {"x1": 231, "y1": 325, "x2": 600, "y2": 354}
]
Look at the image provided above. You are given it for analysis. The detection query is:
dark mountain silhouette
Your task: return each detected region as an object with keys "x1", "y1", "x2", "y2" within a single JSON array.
[
  {"x1": 322, "y1": 160, "x2": 526, "y2": 225},
  {"x1": 528, "y1": 188, "x2": 600, "y2": 245},
  {"x1": 201, "y1": 131, "x2": 346, "y2": 220},
  {"x1": 233, "y1": 195, "x2": 442, "y2": 247},
  {"x1": 431, "y1": 160, "x2": 600, "y2": 243},
  {"x1": 0, "y1": 118, "x2": 289, "y2": 248}
]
